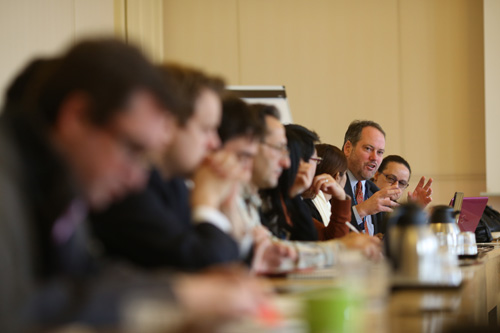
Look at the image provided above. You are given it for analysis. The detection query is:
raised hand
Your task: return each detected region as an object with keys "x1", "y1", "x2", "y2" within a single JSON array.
[
  {"x1": 407, "y1": 176, "x2": 433, "y2": 207},
  {"x1": 355, "y1": 184, "x2": 401, "y2": 218}
]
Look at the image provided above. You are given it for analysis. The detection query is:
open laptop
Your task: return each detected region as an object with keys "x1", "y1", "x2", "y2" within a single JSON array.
[{"x1": 450, "y1": 192, "x2": 489, "y2": 232}]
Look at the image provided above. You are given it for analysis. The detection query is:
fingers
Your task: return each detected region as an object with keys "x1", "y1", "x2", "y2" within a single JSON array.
[
  {"x1": 379, "y1": 205, "x2": 395, "y2": 213},
  {"x1": 378, "y1": 198, "x2": 398, "y2": 212},
  {"x1": 206, "y1": 151, "x2": 246, "y2": 181},
  {"x1": 379, "y1": 184, "x2": 401, "y2": 198},
  {"x1": 295, "y1": 172, "x2": 310, "y2": 188},
  {"x1": 383, "y1": 197, "x2": 399, "y2": 207},
  {"x1": 314, "y1": 174, "x2": 335, "y2": 193},
  {"x1": 415, "y1": 176, "x2": 426, "y2": 189},
  {"x1": 340, "y1": 233, "x2": 382, "y2": 260},
  {"x1": 311, "y1": 176, "x2": 325, "y2": 194},
  {"x1": 423, "y1": 177, "x2": 433, "y2": 190},
  {"x1": 276, "y1": 242, "x2": 297, "y2": 260}
]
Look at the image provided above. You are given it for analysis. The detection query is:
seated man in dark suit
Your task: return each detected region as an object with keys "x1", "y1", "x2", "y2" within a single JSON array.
[
  {"x1": 0, "y1": 41, "x2": 269, "y2": 331},
  {"x1": 91, "y1": 64, "x2": 244, "y2": 270},
  {"x1": 91, "y1": 66, "x2": 289, "y2": 271},
  {"x1": 342, "y1": 120, "x2": 401, "y2": 236}
]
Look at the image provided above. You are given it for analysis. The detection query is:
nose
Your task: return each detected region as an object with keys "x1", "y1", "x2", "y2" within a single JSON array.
[
  {"x1": 280, "y1": 154, "x2": 291, "y2": 169},
  {"x1": 208, "y1": 131, "x2": 221, "y2": 151},
  {"x1": 125, "y1": 164, "x2": 148, "y2": 193}
]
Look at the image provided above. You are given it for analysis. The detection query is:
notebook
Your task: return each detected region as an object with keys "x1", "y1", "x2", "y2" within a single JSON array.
[{"x1": 450, "y1": 193, "x2": 489, "y2": 232}]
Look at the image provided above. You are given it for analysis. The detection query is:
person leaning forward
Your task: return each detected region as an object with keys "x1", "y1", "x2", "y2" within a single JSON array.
[{"x1": 0, "y1": 39, "x2": 270, "y2": 331}]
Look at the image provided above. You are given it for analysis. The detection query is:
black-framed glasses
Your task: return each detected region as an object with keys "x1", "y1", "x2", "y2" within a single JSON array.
[
  {"x1": 382, "y1": 173, "x2": 409, "y2": 189},
  {"x1": 261, "y1": 141, "x2": 290, "y2": 156},
  {"x1": 309, "y1": 156, "x2": 323, "y2": 165}
]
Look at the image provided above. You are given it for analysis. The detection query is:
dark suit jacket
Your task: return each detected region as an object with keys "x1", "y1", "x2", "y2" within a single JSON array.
[
  {"x1": 260, "y1": 191, "x2": 318, "y2": 241},
  {"x1": 0, "y1": 113, "x2": 175, "y2": 331},
  {"x1": 90, "y1": 169, "x2": 240, "y2": 271},
  {"x1": 344, "y1": 173, "x2": 387, "y2": 234}
]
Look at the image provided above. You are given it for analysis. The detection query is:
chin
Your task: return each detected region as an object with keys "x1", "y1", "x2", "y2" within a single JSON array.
[
  {"x1": 87, "y1": 198, "x2": 107, "y2": 211},
  {"x1": 365, "y1": 172, "x2": 376, "y2": 180},
  {"x1": 88, "y1": 192, "x2": 115, "y2": 211}
]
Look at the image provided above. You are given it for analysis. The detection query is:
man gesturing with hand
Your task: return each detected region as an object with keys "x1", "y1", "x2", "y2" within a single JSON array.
[{"x1": 342, "y1": 120, "x2": 401, "y2": 236}]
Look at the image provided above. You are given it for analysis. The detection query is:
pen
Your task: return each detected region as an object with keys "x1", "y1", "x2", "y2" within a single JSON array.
[{"x1": 345, "y1": 221, "x2": 360, "y2": 234}]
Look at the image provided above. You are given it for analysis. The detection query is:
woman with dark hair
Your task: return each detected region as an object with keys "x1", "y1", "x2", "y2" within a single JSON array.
[
  {"x1": 303, "y1": 144, "x2": 352, "y2": 240},
  {"x1": 260, "y1": 124, "x2": 321, "y2": 241}
]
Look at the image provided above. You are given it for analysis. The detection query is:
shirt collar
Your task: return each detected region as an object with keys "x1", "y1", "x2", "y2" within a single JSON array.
[{"x1": 347, "y1": 169, "x2": 366, "y2": 193}]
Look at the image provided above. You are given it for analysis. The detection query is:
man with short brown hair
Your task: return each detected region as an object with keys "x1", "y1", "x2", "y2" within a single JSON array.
[{"x1": 342, "y1": 120, "x2": 401, "y2": 235}]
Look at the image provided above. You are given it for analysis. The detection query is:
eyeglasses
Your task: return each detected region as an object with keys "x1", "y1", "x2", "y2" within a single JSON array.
[
  {"x1": 309, "y1": 157, "x2": 323, "y2": 165},
  {"x1": 108, "y1": 124, "x2": 149, "y2": 166},
  {"x1": 382, "y1": 173, "x2": 409, "y2": 189},
  {"x1": 261, "y1": 141, "x2": 290, "y2": 156},
  {"x1": 236, "y1": 151, "x2": 255, "y2": 164}
]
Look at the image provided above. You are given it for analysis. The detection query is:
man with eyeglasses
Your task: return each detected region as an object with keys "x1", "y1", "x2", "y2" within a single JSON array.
[
  {"x1": 90, "y1": 64, "x2": 243, "y2": 270},
  {"x1": 372, "y1": 155, "x2": 433, "y2": 207},
  {"x1": 251, "y1": 105, "x2": 292, "y2": 190}
]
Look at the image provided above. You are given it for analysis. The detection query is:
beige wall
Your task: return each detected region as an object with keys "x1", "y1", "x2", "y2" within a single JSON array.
[
  {"x1": 0, "y1": 0, "x2": 494, "y2": 210},
  {"x1": 163, "y1": 0, "x2": 491, "y2": 209},
  {"x1": 0, "y1": 0, "x2": 115, "y2": 106},
  {"x1": 484, "y1": 0, "x2": 500, "y2": 196}
]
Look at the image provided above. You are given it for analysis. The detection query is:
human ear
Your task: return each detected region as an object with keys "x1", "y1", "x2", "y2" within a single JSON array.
[
  {"x1": 343, "y1": 141, "x2": 352, "y2": 158},
  {"x1": 334, "y1": 172, "x2": 341, "y2": 182},
  {"x1": 55, "y1": 92, "x2": 91, "y2": 139}
]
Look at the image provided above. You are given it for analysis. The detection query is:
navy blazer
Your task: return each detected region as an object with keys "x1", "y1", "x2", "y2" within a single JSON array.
[
  {"x1": 343, "y1": 173, "x2": 387, "y2": 234},
  {"x1": 91, "y1": 169, "x2": 240, "y2": 271}
]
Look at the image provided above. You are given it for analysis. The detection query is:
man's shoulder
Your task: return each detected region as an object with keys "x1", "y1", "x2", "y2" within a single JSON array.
[
  {"x1": 344, "y1": 173, "x2": 353, "y2": 193},
  {"x1": 365, "y1": 179, "x2": 380, "y2": 194},
  {"x1": 146, "y1": 170, "x2": 189, "y2": 199}
]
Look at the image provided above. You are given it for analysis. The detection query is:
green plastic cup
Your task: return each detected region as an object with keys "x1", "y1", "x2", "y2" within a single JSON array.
[{"x1": 305, "y1": 288, "x2": 362, "y2": 333}]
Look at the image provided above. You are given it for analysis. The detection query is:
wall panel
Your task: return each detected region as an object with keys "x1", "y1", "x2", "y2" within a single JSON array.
[
  {"x1": 398, "y1": 0, "x2": 485, "y2": 205},
  {"x1": 126, "y1": 0, "x2": 165, "y2": 63},
  {"x1": 484, "y1": 0, "x2": 500, "y2": 195},
  {"x1": 0, "y1": 0, "x2": 115, "y2": 106},
  {"x1": 158, "y1": 0, "x2": 489, "y2": 208},
  {"x1": 163, "y1": 0, "x2": 240, "y2": 82},
  {"x1": 238, "y1": 0, "x2": 401, "y2": 154}
]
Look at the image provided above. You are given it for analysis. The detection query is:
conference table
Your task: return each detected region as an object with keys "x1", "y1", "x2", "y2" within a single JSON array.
[{"x1": 264, "y1": 244, "x2": 500, "y2": 333}]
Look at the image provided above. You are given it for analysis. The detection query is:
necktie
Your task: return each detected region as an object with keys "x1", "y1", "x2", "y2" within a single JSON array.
[
  {"x1": 355, "y1": 181, "x2": 370, "y2": 235},
  {"x1": 52, "y1": 199, "x2": 87, "y2": 245}
]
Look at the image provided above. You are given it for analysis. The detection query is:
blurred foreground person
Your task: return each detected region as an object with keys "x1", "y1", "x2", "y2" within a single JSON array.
[
  {"x1": 91, "y1": 65, "x2": 247, "y2": 270},
  {"x1": 92, "y1": 73, "x2": 294, "y2": 272},
  {"x1": 372, "y1": 154, "x2": 433, "y2": 207},
  {"x1": 0, "y1": 40, "x2": 270, "y2": 331}
]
